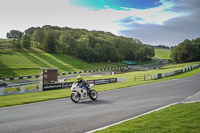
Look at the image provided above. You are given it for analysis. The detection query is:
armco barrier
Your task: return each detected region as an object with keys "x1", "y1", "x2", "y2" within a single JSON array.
[
  {"x1": 153, "y1": 64, "x2": 200, "y2": 80},
  {"x1": 2, "y1": 67, "x2": 128, "y2": 81}
]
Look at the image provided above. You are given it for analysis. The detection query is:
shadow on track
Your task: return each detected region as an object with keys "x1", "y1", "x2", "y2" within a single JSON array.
[{"x1": 77, "y1": 99, "x2": 114, "y2": 105}]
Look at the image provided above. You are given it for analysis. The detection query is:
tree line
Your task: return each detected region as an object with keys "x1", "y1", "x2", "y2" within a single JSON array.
[
  {"x1": 7, "y1": 25, "x2": 154, "y2": 62},
  {"x1": 152, "y1": 45, "x2": 170, "y2": 49},
  {"x1": 170, "y1": 38, "x2": 200, "y2": 63}
]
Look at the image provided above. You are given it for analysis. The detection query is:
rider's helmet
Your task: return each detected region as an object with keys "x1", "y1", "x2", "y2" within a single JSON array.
[{"x1": 76, "y1": 75, "x2": 82, "y2": 82}]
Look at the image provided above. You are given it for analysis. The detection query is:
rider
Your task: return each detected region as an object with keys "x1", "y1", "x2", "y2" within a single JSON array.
[{"x1": 76, "y1": 75, "x2": 90, "y2": 93}]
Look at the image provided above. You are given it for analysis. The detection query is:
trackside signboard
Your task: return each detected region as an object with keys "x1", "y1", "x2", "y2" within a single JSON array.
[
  {"x1": 0, "y1": 78, "x2": 124, "y2": 95},
  {"x1": 42, "y1": 78, "x2": 118, "y2": 91},
  {"x1": 43, "y1": 83, "x2": 62, "y2": 91},
  {"x1": 94, "y1": 79, "x2": 110, "y2": 85},
  {"x1": 62, "y1": 82, "x2": 74, "y2": 88}
]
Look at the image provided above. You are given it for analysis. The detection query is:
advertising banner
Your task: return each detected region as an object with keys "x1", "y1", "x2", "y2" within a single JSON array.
[
  {"x1": 87, "y1": 80, "x2": 95, "y2": 84},
  {"x1": 3, "y1": 87, "x2": 20, "y2": 95},
  {"x1": 43, "y1": 83, "x2": 62, "y2": 91},
  {"x1": 110, "y1": 78, "x2": 117, "y2": 83},
  {"x1": 25, "y1": 86, "x2": 39, "y2": 93},
  {"x1": 62, "y1": 82, "x2": 73, "y2": 88},
  {"x1": 94, "y1": 79, "x2": 110, "y2": 85}
]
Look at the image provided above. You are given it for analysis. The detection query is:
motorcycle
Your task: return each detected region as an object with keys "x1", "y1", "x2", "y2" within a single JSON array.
[{"x1": 70, "y1": 82, "x2": 98, "y2": 103}]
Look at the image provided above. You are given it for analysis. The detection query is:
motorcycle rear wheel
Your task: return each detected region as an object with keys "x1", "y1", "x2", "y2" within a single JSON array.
[{"x1": 71, "y1": 92, "x2": 80, "y2": 103}]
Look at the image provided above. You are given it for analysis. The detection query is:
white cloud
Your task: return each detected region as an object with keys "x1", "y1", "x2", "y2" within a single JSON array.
[
  {"x1": 115, "y1": 0, "x2": 188, "y2": 26},
  {"x1": 0, "y1": 0, "x2": 188, "y2": 38},
  {"x1": 120, "y1": 0, "x2": 200, "y2": 46}
]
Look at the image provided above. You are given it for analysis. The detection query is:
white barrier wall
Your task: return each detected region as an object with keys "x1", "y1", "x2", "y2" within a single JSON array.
[
  {"x1": 153, "y1": 64, "x2": 200, "y2": 80},
  {"x1": 117, "y1": 77, "x2": 126, "y2": 82},
  {"x1": 0, "y1": 84, "x2": 43, "y2": 96},
  {"x1": 165, "y1": 71, "x2": 174, "y2": 77},
  {"x1": 153, "y1": 74, "x2": 158, "y2": 80},
  {"x1": 162, "y1": 73, "x2": 166, "y2": 78}
]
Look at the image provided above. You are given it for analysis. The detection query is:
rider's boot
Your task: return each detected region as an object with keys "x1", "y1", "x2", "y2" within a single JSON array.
[{"x1": 86, "y1": 88, "x2": 90, "y2": 95}]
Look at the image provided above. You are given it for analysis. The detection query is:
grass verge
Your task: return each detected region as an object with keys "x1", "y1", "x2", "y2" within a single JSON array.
[
  {"x1": 0, "y1": 62, "x2": 199, "y2": 108},
  {"x1": 95, "y1": 102, "x2": 200, "y2": 133},
  {"x1": 154, "y1": 49, "x2": 171, "y2": 59}
]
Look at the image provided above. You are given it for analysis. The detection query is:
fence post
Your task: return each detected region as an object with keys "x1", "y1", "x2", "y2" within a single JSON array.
[
  {"x1": 39, "y1": 84, "x2": 43, "y2": 91},
  {"x1": 0, "y1": 88, "x2": 4, "y2": 96},
  {"x1": 20, "y1": 86, "x2": 25, "y2": 93}
]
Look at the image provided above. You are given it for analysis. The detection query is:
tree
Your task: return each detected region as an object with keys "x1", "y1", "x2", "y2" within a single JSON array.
[
  {"x1": 94, "y1": 43, "x2": 106, "y2": 62},
  {"x1": 7, "y1": 30, "x2": 23, "y2": 49},
  {"x1": 25, "y1": 27, "x2": 35, "y2": 35},
  {"x1": 135, "y1": 47, "x2": 145, "y2": 61},
  {"x1": 22, "y1": 25, "x2": 155, "y2": 62},
  {"x1": 144, "y1": 45, "x2": 155, "y2": 60},
  {"x1": 191, "y1": 38, "x2": 200, "y2": 61},
  {"x1": 43, "y1": 30, "x2": 57, "y2": 53},
  {"x1": 170, "y1": 46, "x2": 178, "y2": 63},
  {"x1": 170, "y1": 38, "x2": 200, "y2": 63},
  {"x1": 177, "y1": 39, "x2": 192, "y2": 63},
  {"x1": 7, "y1": 30, "x2": 24, "y2": 39},
  {"x1": 33, "y1": 28, "x2": 44, "y2": 48},
  {"x1": 22, "y1": 35, "x2": 31, "y2": 49},
  {"x1": 59, "y1": 33, "x2": 78, "y2": 55}
]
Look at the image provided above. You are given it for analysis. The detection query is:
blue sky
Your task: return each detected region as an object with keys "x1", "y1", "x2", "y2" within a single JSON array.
[
  {"x1": 69, "y1": 0, "x2": 162, "y2": 10},
  {"x1": 0, "y1": 0, "x2": 200, "y2": 46}
]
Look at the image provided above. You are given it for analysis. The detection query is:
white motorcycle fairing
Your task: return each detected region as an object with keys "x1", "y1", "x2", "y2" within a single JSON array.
[{"x1": 70, "y1": 82, "x2": 97, "y2": 103}]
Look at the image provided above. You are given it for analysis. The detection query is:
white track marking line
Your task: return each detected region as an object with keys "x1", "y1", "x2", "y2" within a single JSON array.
[{"x1": 86, "y1": 102, "x2": 178, "y2": 133}]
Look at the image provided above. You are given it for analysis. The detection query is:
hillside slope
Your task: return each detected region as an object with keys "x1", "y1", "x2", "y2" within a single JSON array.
[
  {"x1": 154, "y1": 49, "x2": 171, "y2": 59},
  {"x1": 0, "y1": 49, "x2": 125, "y2": 78}
]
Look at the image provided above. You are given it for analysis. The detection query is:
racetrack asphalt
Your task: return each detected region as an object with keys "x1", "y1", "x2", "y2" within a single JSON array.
[{"x1": 0, "y1": 73, "x2": 200, "y2": 133}]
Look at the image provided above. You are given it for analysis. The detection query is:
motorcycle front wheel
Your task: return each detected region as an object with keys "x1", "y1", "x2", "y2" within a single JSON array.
[
  {"x1": 89, "y1": 89, "x2": 98, "y2": 101},
  {"x1": 71, "y1": 92, "x2": 80, "y2": 103}
]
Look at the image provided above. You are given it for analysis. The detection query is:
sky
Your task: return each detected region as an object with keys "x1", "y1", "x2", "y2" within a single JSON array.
[{"x1": 0, "y1": 0, "x2": 200, "y2": 46}]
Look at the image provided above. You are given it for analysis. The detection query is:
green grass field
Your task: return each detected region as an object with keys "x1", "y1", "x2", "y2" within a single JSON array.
[
  {"x1": 0, "y1": 49, "x2": 125, "y2": 78},
  {"x1": 0, "y1": 39, "x2": 12, "y2": 46},
  {"x1": 0, "y1": 45, "x2": 171, "y2": 78},
  {"x1": 96, "y1": 102, "x2": 200, "y2": 133},
  {"x1": 154, "y1": 49, "x2": 171, "y2": 59},
  {"x1": 0, "y1": 61, "x2": 199, "y2": 108}
]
